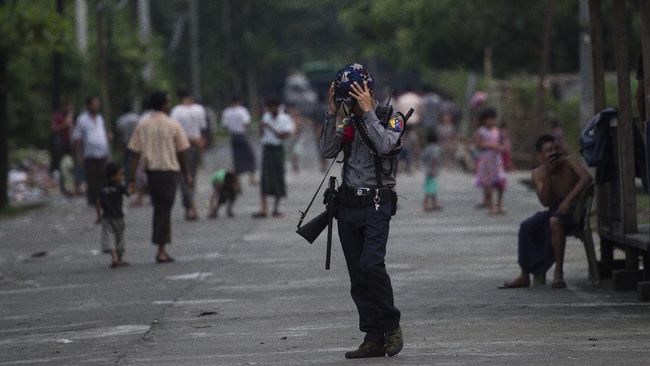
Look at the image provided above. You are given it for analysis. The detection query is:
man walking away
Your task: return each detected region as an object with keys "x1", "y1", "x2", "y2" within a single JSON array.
[
  {"x1": 221, "y1": 96, "x2": 257, "y2": 185},
  {"x1": 116, "y1": 107, "x2": 141, "y2": 185},
  {"x1": 128, "y1": 91, "x2": 192, "y2": 264},
  {"x1": 170, "y1": 90, "x2": 206, "y2": 220},
  {"x1": 50, "y1": 101, "x2": 74, "y2": 174}
]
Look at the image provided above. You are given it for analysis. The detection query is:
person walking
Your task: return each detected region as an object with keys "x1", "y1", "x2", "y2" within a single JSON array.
[
  {"x1": 127, "y1": 91, "x2": 191, "y2": 264},
  {"x1": 95, "y1": 162, "x2": 129, "y2": 268},
  {"x1": 320, "y1": 63, "x2": 403, "y2": 359},
  {"x1": 221, "y1": 96, "x2": 256, "y2": 185},
  {"x1": 170, "y1": 90, "x2": 206, "y2": 220},
  {"x1": 116, "y1": 107, "x2": 141, "y2": 185},
  {"x1": 72, "y1": 96, "x2": 110, "y2": 206},
  {"x1": 421, "y1": 131, "x2": 443, "y2": 211},
  {"x1": 252, "y1": 99, "x2": 294, "y2": 218},
  {"x1": 49, "y1": 101, "x2": 74, "y2": 174}
]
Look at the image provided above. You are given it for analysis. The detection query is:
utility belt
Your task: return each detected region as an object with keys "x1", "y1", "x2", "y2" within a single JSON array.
[{"x1": 335, "y1": 185, "x2": 397, "y2": 214}]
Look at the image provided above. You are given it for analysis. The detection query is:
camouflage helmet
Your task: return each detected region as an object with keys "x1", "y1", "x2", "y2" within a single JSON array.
[{"x1": 333, "y1": 63, "x2": 375, "y2": 105}]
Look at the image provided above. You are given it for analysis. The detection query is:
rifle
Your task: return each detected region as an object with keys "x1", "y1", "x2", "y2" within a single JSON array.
[{"x1": 296, "y1": 176, "x2": 337, "y2": 270}]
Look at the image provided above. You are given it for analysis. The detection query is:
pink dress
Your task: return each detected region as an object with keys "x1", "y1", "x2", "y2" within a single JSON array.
[{"x1": 475, "y1": 127, "x2": 507, "y2": 189}]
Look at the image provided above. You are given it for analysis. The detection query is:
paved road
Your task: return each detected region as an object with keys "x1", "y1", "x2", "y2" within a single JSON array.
[{"x1": 1, "y1": 143, "x2": 650, "y2": 365}]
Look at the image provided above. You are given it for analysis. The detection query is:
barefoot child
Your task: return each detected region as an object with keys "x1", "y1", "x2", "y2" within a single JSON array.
[
  {"x1": 95, "y1": 162, "x2": 129, "y2": 268},
  {"x1": 207, "y1": 169, "x2": 241, "y2": 218},
  {"x1": 474, "y1": 108, "x2": 507, "y2": 215},
  {"x1": 421, "y1": 131, "x2": 443, "y2": 211}
]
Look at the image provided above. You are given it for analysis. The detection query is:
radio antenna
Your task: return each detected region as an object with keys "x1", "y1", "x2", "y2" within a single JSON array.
[{"x1": 385, "y1": 89, "x2": 394, "y2": 106}]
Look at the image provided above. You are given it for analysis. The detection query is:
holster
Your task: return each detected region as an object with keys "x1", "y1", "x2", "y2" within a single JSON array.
[
  {"x1": 336, "y1": 186, "x2": 398, "y2": 216},
  {"x1": 323, "y1": 188, "x2": 338, "y2": 214}
]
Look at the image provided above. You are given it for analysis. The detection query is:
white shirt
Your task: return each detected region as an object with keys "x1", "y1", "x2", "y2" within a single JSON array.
[
  {"x1": 221, "y1": 105, "x2": 251, "y2": 134},
  {"x1": 261, "y1": 112, "x2": 294, "y2": 146},
  {"x1": 170, "y1": 103, "x2": 207, "y2": 140},
  {"x1": 72, "y1": 111, "x2": 109, "y2": 158}
]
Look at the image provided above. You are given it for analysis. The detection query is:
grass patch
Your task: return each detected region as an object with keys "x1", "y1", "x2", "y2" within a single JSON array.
[{"x1": 0, "y1": 202, "x2": 47, "y2": 219}]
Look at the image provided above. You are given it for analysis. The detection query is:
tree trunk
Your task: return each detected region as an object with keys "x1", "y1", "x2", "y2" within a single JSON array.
[
  {"x1": 51, "y1": 0, "x2": 64, "y2": 111},
  {"x1": 246, "y1": 67, "x2": 259, "y2": 119},
  {"x1": 536, "y1": 0, "x2": 555, "y2": 128},
  {"x1": 0, "y1": 48, "x2": 8, "y2": 209},
  {"x1": 189, "y1": 0, "x2": 201, "y2": 100},
  {"x1": 96, "y1": 7, "x2": 112, "y2": 129}
]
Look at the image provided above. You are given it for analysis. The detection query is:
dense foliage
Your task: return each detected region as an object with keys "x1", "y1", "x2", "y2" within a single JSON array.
[{"x1": 4, "y1": 0, "x2": 643, "y2": 148}]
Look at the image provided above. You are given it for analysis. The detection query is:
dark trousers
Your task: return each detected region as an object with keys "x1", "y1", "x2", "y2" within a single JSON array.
[
  {"x1": 180, "y1": 145, "x2": 200, "y2": 209},
  {"x1": 336, "y1": 202, "x2": 401, "y2": 343},
  {"x1": 84, "y1": 157, "x2": 107, "y2": 205},
  {"x1": 147, "y1": 170, "x2": 179, "y2": 245}
]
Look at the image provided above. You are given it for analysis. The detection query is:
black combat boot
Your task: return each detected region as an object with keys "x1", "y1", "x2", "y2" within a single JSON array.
[
  {"x1": 385, "y1": 326, "x2": 403, "y2": 357},
  {"x1": 344, "y1": 341, "x2": 386, "y2": 359}
]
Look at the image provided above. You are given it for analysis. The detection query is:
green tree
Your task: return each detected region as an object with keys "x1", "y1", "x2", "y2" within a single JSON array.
[
  {"x1": 0, "y1": 1, "x2": 68, "y2": 209},
  {"x1": 151, "y1": 0, "x2": 352, "y2": 113},
  {"x1": 340, "y1": 0, "x2": 584, "y2": 77}
]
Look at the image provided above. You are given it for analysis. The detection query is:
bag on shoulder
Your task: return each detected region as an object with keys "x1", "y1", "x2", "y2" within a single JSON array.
[{"x1": 580, "y1": 108, "x2": 617, "y2": 167}]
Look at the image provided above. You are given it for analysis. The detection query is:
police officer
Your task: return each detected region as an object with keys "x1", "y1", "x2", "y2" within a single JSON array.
[{"x1": 320, "y1": 64, "x2": 403, "y2": 359}]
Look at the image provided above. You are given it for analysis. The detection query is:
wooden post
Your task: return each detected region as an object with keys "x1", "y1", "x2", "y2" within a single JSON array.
[
  {"x1": 640, "y1": 1, "x2": 650, "y2": 242},
  {"x1": 641, "y1": 1, "x2": 650, "y2": 121},
  {"x1": 589, "y1": 0, "x2": 615, "y2": 275},
  {"x1": 612, "y1": 0, "x2": 637, "y2": 235},
  {"x1": 589, "y1": 0, "x2": 606, "y2": 112}
]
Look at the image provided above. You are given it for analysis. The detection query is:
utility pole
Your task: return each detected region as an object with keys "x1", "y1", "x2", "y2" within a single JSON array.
[
  {"x1": 75, "y1": 0, "x2": 88, "y2": 56},
  {"x1": 138, "y1": 0, "x2": 152, "y2": 84},
  {"x1": 189, "y1": 0, "x2": 201, "y2": 99},
  {"x1": 579, "y1": 0, "x2": 594, "y2": 129}
]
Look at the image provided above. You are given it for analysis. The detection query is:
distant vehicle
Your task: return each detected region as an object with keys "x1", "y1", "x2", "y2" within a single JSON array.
[{"x1": 284, "y1": 62, "x2": 337, "y2": 121}]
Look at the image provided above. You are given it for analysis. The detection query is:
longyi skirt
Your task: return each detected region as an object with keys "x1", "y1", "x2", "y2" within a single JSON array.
[
  {"x1": 230, "y1": 134, "x2": 256, "y2": 174},
  {"x1": 261, "y1": 145, "x2": 286, "y2": 197}
]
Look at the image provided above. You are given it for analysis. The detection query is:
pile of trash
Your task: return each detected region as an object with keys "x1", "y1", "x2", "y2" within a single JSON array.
[{"x1": 8, "y1": 149, "x2": 57, "y2": 204}]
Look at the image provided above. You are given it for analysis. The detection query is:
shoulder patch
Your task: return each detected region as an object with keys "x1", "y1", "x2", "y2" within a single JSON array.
[{"x1": 388, "y1": 116, "x2": 403, "y2": 132}]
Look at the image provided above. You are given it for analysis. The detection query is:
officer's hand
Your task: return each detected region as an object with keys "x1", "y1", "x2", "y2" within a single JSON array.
[
  {"x1": 349, "y1": 81, "x2": 374, "y2": 113},
  {"x1": 327, "y1": 82, "x2": 338, "y2": 115}
]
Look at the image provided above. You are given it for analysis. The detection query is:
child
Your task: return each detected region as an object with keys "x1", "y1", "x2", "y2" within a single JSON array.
[
  {"x1": 421, "y1": 131, "x2": 443, "y2": 211},
  {"x1": 474, "y1": 108, "x2": 507, "y2": 215},
  {"x1": 95, "y1": 162, "x2": 129, "y2": 268},
  {"x1": 207, "y1": 169, "x2": 241, "y2": 218}
]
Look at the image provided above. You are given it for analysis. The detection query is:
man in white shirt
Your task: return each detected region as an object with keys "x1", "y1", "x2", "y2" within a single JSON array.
[
  {"x1": 252, "y1": 99, "x2": 294, "y2": 218},
  {"x1": 72, "y1": 96, "x2": 110, "y2": 205},
  {"x1": 170, "y1": 90, "x2": 207, "y2": 220},
  {"x1": 221, "y1": 96, "x2": 256, "y2": 185}
]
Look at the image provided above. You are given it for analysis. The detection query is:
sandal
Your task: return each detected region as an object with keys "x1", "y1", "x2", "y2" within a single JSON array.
[
  {"x1": 252, "y1": 212, "x2": 267, "y2": 219},
  {"x1": 156, "y1": 255, "x2": 175, "y2": 264}
]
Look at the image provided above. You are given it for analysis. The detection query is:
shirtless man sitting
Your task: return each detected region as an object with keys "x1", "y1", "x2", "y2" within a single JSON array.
[{"x1": 501, "y1": 134, "x2": 592, "y2": 289}]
